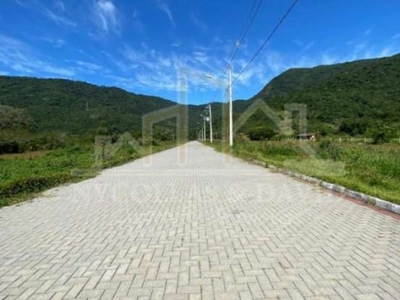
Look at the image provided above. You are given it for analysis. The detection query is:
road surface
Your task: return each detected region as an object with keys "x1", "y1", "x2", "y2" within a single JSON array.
[{"x1": 1, "y1": 142, "x2": 400, "y2": 300}]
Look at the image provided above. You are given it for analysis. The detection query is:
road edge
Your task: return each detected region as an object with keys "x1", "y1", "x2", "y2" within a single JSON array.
[
  {"x1": 203, "y1": 142, "x2": 400, "y2": 216},
  {"x1": 245, "y1": 158, "x2": 400, "y2": 216}
]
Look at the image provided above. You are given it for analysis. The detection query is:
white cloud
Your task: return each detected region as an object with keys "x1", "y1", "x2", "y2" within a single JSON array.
[
  {"x1": 14, "y1": 0, "x2": 76, "y2": 27},
  {"x1": 157, "y1": 0, "x2": 174, "y2": 25},
  {"x1": 354, "y1": 43, "x2": 367, "y2": 52},
  {"x1": 109, "y1": 42, "x2": 306, "y2": 94},
  {"x1": 135, "y1": 73, "x2": 178, "y2": 91},
  {"x1": 0, "y1": 34, "x2": 74, "y2": 77},
  {"x1": 213, "y1": 37, "x2": 223, "y2": 44},
  {"x1": 292, "y1": 41, "x2": 315, "y2": 57},
  {"x1": 378, "y1": 46, "x2": 395, "y2": 58},
  {"x1": 130, "y1": 10, "x2": 145, "y2": 34},
  {"x1": 302, "y1": 41, "x2": 314, "y2": 53},
  {"x1": 75, "y1": 60, "x2": 103, "y2": 72},
  {"x1": 342, "y1": 31, "x2": 400, "y2": 62},
  {"x1": 123, "y1": 46, "x2": 145, "y2": 66},
  {"x1": 39, "y1": 37, "x2": 66, "y2": 48},
  {"x1": 53, "y1": 0, "x2": 65, "y2": 12},
  {"x1": 226, "y1": 37, "x2": 400, "y2": 92},
  {"x1": 61, "y1": 36, "x2": 400, "y2": 96},
  {"x1": 293, "y1": 40, "x2": 303, "y2": 47},
  {"x1": 191, "y1": 13, "x2": 208, "y2": 32},
  {"x1": 12, "y1": 64, "x2": 34, "y2": 74},
  {"x1": 102, "y1": 51, "x2": 132, "y2": 73},
  {"x1": 40, "y1": 64, "x2": 75, "y2": 76},
  {"x1": 93, "y1": 0, "x2": 120, "y2": 34},
  {"x1": 14, "y1": 0, "x2": 29, "y2": 7},
  {"x1": 321, "y1": 54, "x2": 337, "y2": 66},
  {"x1": 392, "y1": 33, "x2": 400, "y2": 40},
  {"x1": 193, "y1": 51, "x2": 209, "y2": 64},
  {"x1": 171, "y1": 42, "x2": 180, "y2": 48},
  {"x1": 105, "y1": 44, "x2": 228, "y2": 93}
]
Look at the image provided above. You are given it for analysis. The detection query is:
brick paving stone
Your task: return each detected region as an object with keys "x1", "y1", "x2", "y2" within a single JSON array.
[{"x1": 1, "y1": 142, "x2": 400, "y2": 299}]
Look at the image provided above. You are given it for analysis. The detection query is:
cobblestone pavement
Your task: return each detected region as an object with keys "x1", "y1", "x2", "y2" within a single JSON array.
[{"x1": 1, "y1": 142, "x2": 400, "y2": 300}]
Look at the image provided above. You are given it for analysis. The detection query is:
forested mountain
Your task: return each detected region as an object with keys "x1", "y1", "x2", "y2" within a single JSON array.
[
  {"x1": 249, "y1": 53, "x2": 400, "y2": 137},
  {"x1": 0, "y1": 76, "x2": 177, "y2": 134},
  {"x1": 1, "y1": 53, "x2": 400, "y2": 148}
]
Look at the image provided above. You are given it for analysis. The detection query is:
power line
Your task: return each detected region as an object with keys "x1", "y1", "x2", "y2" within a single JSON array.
[
  {"x1": 221, "y1": 0, "x2": 264, "y2": 82},
  {"x1": 232, "y1": 0, "x2": 301, "y2": 85},
  {"x1": 228, "y1": 0, "x2": 264, "y2": 65},
  {"x1": 224, "y1": 1, "x2": 257, "y2": 65},
  {"x1": 207, "y1": 0, "x2": 264, "y2": 103}
]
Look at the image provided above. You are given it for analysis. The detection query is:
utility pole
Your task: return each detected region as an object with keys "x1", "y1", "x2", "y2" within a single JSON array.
[
  {"x1": 203, "y1": 116, "x2": 206, "y2": 141},
  {"x1": 228, "y1": 65, "x2": 233, "y2": 147},
  {"x1": 197, "y1": 123, "x2": 202, "y2": 141},
  {"x1": 204, "y1": 71, "x2": 231, "y2": 145},
  {"x1": 208, "y1": 104, "x2": 213, "y2": 143}
]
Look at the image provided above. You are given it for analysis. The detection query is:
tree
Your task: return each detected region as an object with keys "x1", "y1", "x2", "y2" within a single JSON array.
[
  {"x1": 338, "y1": 120, "x2": 367, "y2": 136},
  {"x1": 0, "y1": 105, "x2": 33, "y2": 129},
  {"x1": 246, "y1": 126, "x2": 277, "y2": 141}
]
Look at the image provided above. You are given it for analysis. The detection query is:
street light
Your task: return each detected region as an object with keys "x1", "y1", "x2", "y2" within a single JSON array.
[{"x1": 205, "y1": 66, "x2": 233, "y2": 146}]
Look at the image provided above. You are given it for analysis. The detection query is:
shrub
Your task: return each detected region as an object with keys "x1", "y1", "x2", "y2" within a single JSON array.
[
  {"x1": 317, "y1": 140, "x2": 343, "y2": 160},
  {"x1": 247, "y1": 126, "x2": 277, "y2": 141},
  {"x1": 339, "y1": 120, "x2": 367, "y2": 136},
  {"x1": 372, "y1": 132, "x2": 390, "y2": 144}
]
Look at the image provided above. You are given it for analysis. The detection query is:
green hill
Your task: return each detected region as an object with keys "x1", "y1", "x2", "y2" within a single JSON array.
[
  {"x1": 0, "y1": 76, "x2": 177, "y2": 134},
  {"x1": 249, "y1": 53, "x2": 400, "y2": 137},
  {"x1": 1, "y1": 53, "x2": 400, "y2": 147}
]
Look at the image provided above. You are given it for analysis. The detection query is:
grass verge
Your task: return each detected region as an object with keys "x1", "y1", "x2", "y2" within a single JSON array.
[
  {"x1": 0, "y1": 142, "x2": 177, "y2": 207},
  {"x1": 205, "y1": 140, "x2": 400, "y2": 205}
]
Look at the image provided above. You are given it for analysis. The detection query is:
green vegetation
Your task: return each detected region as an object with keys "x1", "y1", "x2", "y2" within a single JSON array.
[
  {"x1": 205, "y1": 54, "x2": 400, "y2": 206},
  {"x1": 209, "y1": 54, "x2": 400, "y2": 140},
  {"x1": 0, "y1": 76, "x2": 193, "y2": 207},
  {"x1": 0, "y1": 76, "x2": 176, "y2": 134},
  {"x1": 0, "y1": 141, "x2": 176, "y2": 207},
  {"x1": 2, "y1": 53, "x2": 400, "y2": 206},
  {"x1": 2, "y1": 53, "x2": 400, "y2": 143},
  {"x1": 207, "y1": 140, "x2": 400, "y2": 205},
  {"x1": 248, "y1": 53, "x2": 400, "y2": 138},
  {"x1": 212, "y1": 53, "x2": 400, "y2": 205},
  {"x1": 0, "y1": 76, "x2": 205, "y2": 140}
]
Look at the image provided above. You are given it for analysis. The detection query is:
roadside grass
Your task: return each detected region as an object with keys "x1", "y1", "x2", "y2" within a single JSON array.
[
  {"x1": 207, "y1": 140, "x2": 400, "y2": 205},
  {"x1": 0, "y1": 150, "x2": 51, "y2": 159},
  {"x1": 0, "y1": 142, "x2": 177, "y2": 207}
]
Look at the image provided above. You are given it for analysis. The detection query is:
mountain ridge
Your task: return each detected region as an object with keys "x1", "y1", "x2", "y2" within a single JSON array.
[
  {"x1": 1, "y1": 53, "x2": 400, "y2": 140},
  {"x1": 248, "y1": 53, "x2": 400, "y2": 137}
]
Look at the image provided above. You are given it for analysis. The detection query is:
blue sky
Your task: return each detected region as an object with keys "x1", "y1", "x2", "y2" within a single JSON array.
[{"x1": 0, "y1": 0, "x2": 400, "y2": 104}]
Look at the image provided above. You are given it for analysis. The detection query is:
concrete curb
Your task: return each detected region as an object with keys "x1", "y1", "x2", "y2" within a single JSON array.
[{"x1": 247, "y1": 159, "x2": 400, "y2": 216}]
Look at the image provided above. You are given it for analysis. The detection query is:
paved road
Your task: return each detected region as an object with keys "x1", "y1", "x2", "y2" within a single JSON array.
[{"x1": 1, "y1": 142, "x2": 400, "y2": 300}]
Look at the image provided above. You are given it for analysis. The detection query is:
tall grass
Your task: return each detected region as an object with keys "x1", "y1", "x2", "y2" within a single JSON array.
[{"x1": 209, "y1": 140, "x2": 400, "y2": 205}]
